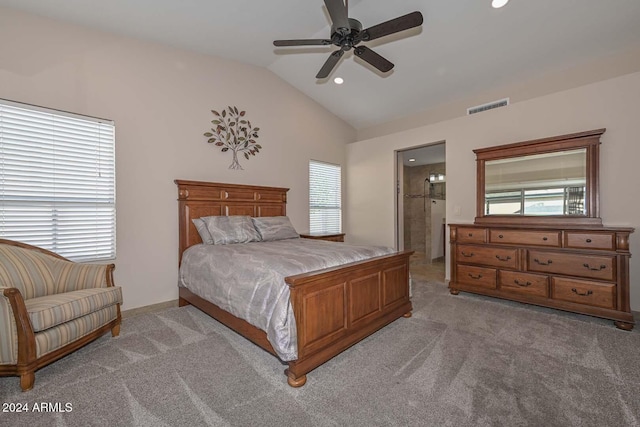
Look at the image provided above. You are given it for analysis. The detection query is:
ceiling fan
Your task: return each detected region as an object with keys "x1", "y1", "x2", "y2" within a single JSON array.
[{"x1": 273, "y1": 0, "x2": 423, "y2": 79}]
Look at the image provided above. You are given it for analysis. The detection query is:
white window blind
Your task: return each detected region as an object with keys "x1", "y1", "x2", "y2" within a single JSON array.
[
  {"x1": 309, "y1": 160, "x2": 341, "y2": 234},
  {"x1": 0, "y1": 99, "x2": 116, "y2": 262}
]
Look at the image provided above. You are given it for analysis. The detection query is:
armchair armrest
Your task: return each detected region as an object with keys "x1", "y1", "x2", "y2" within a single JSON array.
[{"x1": 0, "y1": 287, "x2": 35, "y2": 366}]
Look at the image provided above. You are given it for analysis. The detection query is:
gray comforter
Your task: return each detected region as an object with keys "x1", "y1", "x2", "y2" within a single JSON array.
[{"x1": 179, "y1": 238, "x2": 395, "y2": 361}]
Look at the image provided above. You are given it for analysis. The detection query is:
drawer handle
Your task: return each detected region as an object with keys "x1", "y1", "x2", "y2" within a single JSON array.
[
  {"x1": 514, "y1": 279, "x2": 532, "y2": 287},
  {"x1": 583, "y1": 263, "x2": 607, "y2": 271},
  {"x1": 533, "y1": 258, "x2": 553, "y2": 265},
  {"x1": 468, "y1": 273, "x2": 483, "y2": 280},
  {"x1": 495, "y1": 255, "x2": 512, "y2": 262},
  {"x1": 461, "y1": 251, "x2": 474, "y2": 257},
  {"x1": 542, "y1": 237, "x2": 548, "y2": 241},
  {"x1": 586, "y1": 239, "x2": 592, "y2": 243},
  {"x1": 498, "y1": 234, "x2": 504, "y2": 239},
  {"x1": 468, "y1": 233, "x2": 473, "y2": 237},
  {"x1": 571, "y1": 288, "x2": 594, "y2": 297}
]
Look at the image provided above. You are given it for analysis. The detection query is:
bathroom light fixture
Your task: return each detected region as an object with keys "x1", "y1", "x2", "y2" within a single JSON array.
[
  {"x1": 492, "y1": 0, "x2": 509, "y2": 8},
  {"x1": 430, "y1": 173, "x2": 446, "y2": 182},
  {"x1": 334, "y1": 77, "x2": 344, "y2": 84},
  {"x1": 408, "y1": 158, "x2": 416, "y2": 162}
]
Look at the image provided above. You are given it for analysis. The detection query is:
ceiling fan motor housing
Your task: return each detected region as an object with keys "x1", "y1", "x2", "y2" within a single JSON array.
[{"x1": 331, "y1": 18, "x2": 363, "y2": 49}]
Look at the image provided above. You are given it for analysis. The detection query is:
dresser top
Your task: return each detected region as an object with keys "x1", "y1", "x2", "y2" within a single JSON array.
[{"x1": 448, "y1": 223, "x2": 634, "y2": 233}]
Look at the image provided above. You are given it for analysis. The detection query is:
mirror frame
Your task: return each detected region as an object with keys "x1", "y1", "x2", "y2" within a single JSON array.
[{"x1": 474, "y1": 129, "x2": 605, "y2": 227}]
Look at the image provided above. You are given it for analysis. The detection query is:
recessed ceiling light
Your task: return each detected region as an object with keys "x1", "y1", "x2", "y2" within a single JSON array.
[
  {"x1": 334, "y1": 77, "x2": 344, "y2": 85},
  {"x1": 492, "y1": 0, "x2": 510, "y2": 8},
  {"x1": 408, "y1": 158, "x2": 416, "y2": 162}
]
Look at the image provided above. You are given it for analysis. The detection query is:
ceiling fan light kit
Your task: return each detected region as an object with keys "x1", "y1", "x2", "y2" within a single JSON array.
[
  {"x1": 273, "y1": 0, "x2": 423, "y2": 79},
  {"x1": 492, "y1": 0, "x2": 510, "y2": 9}
]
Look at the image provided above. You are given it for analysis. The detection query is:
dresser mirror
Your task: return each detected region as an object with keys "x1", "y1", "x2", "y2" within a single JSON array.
[{"x1": 474, "y1": 129, "x2": 605, "y2": 226}]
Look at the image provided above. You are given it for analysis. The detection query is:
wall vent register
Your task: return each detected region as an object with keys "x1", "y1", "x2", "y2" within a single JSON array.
[{"x1": 467, "y1": 98, "x2": 509, "y2": 115}]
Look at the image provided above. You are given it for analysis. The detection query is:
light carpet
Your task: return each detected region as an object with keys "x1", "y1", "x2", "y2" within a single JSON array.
[{"x1": 1, "y1": 277, "x2": 639, "y2": 426}]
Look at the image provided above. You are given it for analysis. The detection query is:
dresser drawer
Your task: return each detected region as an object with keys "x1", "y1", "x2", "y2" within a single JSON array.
[
  {"x1": 552, "y1": 277, "x2": 615, "y2": 309},
  {"x1": 499, "y1": 271, "x2": 549, "y2": 298},
  {"x1": 456, "y1": 265, "x2": 496, "y2": 289},
  {"x1": 528, "y1": 250, "x2": 615, "y2": 281},
  {"x1": 490, "y1": 229, "x2": 561, "y2": 247},
  {"x1": 564, "y1": 231, "x2": 615, "y2": 251},
  {"x1": 457, "y1": 227, "x2": 486, "y2": 243},
  {"x1": 457, "y1": 245, "x2": 518, "y2": 269}
]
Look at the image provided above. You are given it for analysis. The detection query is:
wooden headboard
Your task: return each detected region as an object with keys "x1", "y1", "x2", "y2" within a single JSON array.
[{"x1": 175, "y1": 180, "x2": 289, "y2": 263}]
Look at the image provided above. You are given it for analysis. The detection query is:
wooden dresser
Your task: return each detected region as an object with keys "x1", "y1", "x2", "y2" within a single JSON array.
[{"x1": 449, "y1": 224, "x2": 634, "y2": 329}]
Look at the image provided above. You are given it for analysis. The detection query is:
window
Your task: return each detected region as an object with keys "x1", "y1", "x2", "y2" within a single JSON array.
[
  {"x1": 485, "y1": 186, "x2": 585, "y2": 216},
  {"x1": 0, "y1": 99, "x2": 116, "y2": 261},
  {"x1": 309, "y1": 160, "x2": 341, "y2": 234}
]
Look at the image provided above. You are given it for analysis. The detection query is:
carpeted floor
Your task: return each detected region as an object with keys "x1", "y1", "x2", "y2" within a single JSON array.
[{"x1": 1, "y1": 263, "x2": 639, "y2": 426}]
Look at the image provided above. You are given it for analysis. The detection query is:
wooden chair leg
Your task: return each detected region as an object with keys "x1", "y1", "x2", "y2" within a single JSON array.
[
  {"x1": 111, "y1": 324, "x2": 121, "y2": 337},
  {"x1": 20, "y1": 371, "x2": 35, "y2": 392}
]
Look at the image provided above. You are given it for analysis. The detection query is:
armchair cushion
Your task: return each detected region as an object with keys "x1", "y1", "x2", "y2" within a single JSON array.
[
  {"x1": 53, "y1": 262, "x2": 108, "y2": 293},
  {"x1": 34, "y1": 305, "x2": 119, "y2": 358},
  {"x1": 25, "y1": 287, "x2": 123, "y2": 332}
]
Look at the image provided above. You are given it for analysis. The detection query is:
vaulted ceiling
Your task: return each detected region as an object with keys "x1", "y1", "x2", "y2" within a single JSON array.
[{"x1": 2, "y1": 0, "x2": 640, "y2": 131}]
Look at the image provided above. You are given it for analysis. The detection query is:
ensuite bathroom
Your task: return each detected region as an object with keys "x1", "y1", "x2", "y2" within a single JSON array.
[{"x1": 400, "y1": 142, "x2": 446, "y2": 279}]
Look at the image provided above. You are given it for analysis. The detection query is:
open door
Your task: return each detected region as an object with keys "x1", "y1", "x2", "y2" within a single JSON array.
[{"x1": 395, "y1": 142, "x2": 446, "y2": 269}]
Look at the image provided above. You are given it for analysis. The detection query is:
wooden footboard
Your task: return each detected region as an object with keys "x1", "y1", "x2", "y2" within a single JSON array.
[
  {"x1": 284, "y1": 250, "x2": 413, "y2": 386},
  {"x1": 179, "y1": 250, "x2": 412, "y2": 387}
]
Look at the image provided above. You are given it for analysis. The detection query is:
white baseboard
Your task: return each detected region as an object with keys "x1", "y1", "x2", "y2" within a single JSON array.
[{"x1": 121, "y1": 299, "x2": 179, "y2": 319}]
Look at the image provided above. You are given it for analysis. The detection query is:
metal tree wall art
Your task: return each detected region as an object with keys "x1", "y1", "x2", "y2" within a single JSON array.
[{"x1": 204, "y1": 106, "x2": 261, "y2": 170}]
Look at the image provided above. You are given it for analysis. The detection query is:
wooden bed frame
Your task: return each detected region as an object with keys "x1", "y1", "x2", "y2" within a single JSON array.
[{"x1": 175, "y1": 180, "x2": 413, "y2": 387}]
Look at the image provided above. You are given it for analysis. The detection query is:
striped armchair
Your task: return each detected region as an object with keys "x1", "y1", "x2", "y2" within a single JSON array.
[{"x1": 0, "y1": 239, "x2": 122, "y2": 391}]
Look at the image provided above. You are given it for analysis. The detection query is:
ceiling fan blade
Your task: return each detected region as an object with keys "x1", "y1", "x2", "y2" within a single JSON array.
[
  {"x1": 324, "y1": 0, "x2": 350, "y2": 35},
  {"x1": 316, "y1": 50, "x2": 345, "y2": 79},
  {"x1": 354, "y1": 46, "x2": 394, "y2": 73},
  {"x1": 274, "y1": 39, "x2": 332, "y2": 47},
  {"x1": 362, "y1": 11, "x2": 423, "y2": 41}
]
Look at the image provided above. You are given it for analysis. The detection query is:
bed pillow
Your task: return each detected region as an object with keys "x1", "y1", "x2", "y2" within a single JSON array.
[
  {"x1": 251, "y1": 216, "x2": 299, "y2": 241},
  {"x1": 192, "y1": 218, "x2": 215, "y2": 245},
  {"x1": 202, "y1": 215, "x2": 261, "y2": 245}
]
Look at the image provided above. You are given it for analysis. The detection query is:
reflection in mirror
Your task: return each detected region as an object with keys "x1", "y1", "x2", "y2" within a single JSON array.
[{"x1": 484, "y1": 148, "x2": 587, "y2": 216}]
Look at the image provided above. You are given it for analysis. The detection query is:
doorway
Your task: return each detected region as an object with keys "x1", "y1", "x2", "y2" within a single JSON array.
[{"x1": 396, "y1": 142, "x2": 446, "y2": 282}]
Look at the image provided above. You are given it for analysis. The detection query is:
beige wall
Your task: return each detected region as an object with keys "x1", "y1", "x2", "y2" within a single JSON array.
[
  {"x1": 346, "y1": 70, "x2": 640, "y2": 310},
  {"x1": 0, "y1": 8, "x2": 356, "y2": 310},
  {"x1": 357, "y1": 45, "x2": 640, "y2": 141}
]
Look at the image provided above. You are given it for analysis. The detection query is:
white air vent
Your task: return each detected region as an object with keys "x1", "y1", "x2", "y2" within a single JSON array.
[{"x1": 467, "y1": 98, "x2": 509, "y2": 115}]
